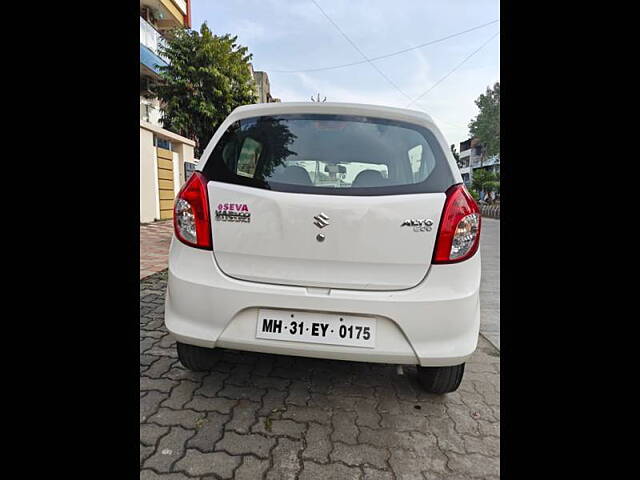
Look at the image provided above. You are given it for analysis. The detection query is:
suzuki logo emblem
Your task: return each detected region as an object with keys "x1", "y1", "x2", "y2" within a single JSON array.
[{"x1": 313, "y1": 213, "x2": 330, "y2": 228}]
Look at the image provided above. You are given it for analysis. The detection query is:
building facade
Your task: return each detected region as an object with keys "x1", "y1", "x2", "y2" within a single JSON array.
[
  {"x1": 140, "y1": 0, "x2": 196, "y2": 223},
  {"x1": 458, "y1": 137, "x2": 500, "y2": 188},
  {"x1": 140, "y1": 0, "x2": 191, "y2": 126},
  {"x1": 248, "y1": 64, "x2": 281, "y2": 103}
]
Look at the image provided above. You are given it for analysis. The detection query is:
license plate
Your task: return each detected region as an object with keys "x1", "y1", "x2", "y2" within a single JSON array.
[{"x1": 256, "y1": 309, "x2": 376, "y2": 348}]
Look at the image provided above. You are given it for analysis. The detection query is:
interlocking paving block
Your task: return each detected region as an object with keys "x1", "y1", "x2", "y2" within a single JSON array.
[
  {"x1": 143, "y1": 426, "x2": 194, "y2": 473},
  {"x1": 225, "y1": 399, "x2": 261, "y2": 433},
  {"x1": 265, "y1": 437, "x2": 303, "y2": 480},
  {"x1": 139, "y1": 271, "x2": 501, "y2": 479},
  {"x1": 173, "y1": 449, "x2": 241, "y2": 478},
  {"x1": 302, "y1": 423, "x2": 332, "y2": 462},
  {"x1": 252, "y1": 417, "x2": 307, "y2": 439},
  {"x1": 186, "y1": 411, "x2": 229, "y2": 452},
  {"x1": 298, "y1": 461, "x2": 362, "y2": 480},
  {"x1": 330, "y1": 442, "x2": 390, "y2": 469},
  {"x1": 140, "y1": 424, "x2": 169, "y2": 447},
  {"x1": 234, "y1": 456, "x2": 270, "y2": 480},
  {"x1": 216, "y1": 431, "x2": 276, "y2": 458}
]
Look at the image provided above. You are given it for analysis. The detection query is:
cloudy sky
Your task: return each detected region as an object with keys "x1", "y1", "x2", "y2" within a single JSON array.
[{"x1": 191, "y1": 0, "x2": 500, "y2": 149}]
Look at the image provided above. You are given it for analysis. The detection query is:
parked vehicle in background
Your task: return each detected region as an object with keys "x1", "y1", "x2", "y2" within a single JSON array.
[{"x1": 165, "y1": 102, "x2": 481, "y2": 393}]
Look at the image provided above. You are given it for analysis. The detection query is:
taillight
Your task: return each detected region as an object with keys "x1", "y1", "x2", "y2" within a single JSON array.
[
  {"x1": 433, "y1": 184, "x2": 481, "y2": 264},
  {"x1": 173, "y1": 172, "x2": 212, "y2": 250}
]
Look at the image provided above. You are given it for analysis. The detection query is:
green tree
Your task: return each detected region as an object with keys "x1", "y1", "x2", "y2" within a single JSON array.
[
  {"x1": 471, "y1": 169, "x2": 500, "y2": 195},
  {"x1": 468, "y1": 82, "x2": 500, "y2": 158},
  {"x1": 156, "y1": 23, "x2": 257, "y2": 157},
  {"x1": 248, "y1": 117, "x2": 298, "y2": 179}
]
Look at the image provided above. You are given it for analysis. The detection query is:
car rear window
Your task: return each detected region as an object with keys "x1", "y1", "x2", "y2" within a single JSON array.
[{"x1": 202, "y1": 114, "x2": 455, "y2": 196}]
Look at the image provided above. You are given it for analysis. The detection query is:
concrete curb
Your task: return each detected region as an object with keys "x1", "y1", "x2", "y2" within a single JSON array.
[{"x1": 480, "y1": 204, "x2": 500, "y2": 219}]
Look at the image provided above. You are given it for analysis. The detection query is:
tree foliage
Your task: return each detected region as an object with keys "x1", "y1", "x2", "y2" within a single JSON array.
[
  {"x1": 242, "y1": 117, "x2": 298, "y2": 179},
  {"x1": 468, "y1": 82, "x2": 500, "y2": 158},
  {"x1": 156, "y1": 23, "x2": 257, "y2": 157},
  {"x1": 471, "y1": 168, "x2": 500, "y2": 194}
]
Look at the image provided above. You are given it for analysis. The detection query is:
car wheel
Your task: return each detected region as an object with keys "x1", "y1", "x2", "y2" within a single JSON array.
[
  {"x1": 177, "y1": 342, "x2": 222, "y2": 371},
  {"x1": 416, "y1": 364, "x2": 465, "y2": 394}
]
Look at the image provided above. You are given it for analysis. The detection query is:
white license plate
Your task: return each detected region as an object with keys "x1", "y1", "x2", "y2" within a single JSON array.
[{"x1": 256, "y1": 309, "x2": 376, "y2": 348}]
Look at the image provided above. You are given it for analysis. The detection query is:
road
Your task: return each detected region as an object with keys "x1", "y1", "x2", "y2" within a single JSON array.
[{"x1": 479, "y1": 218, "x2": 500, "y2": 350}]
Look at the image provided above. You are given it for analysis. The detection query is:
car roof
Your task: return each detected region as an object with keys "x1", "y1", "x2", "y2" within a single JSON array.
[{"x1": 229, "y1": 102, "x2": 435, "y2": 126}]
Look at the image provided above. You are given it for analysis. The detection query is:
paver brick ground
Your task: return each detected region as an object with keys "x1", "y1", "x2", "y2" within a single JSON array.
[
  {"x1": 141, "y1": 271, "x2": 500, "y2": 479},
  {"x1": 140, "y1": 221, "x2": 174, "y2": 280}
]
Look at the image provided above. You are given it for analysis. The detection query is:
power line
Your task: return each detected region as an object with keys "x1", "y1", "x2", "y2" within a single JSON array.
[
  {"x1": 269, "y1": 19, "x2": 499, "y2": 73},
  {"x1": 407, "y1": 31, "x2": 499, "y2": 108},
  {"x1": 310, "y1": 0, "x2": 478, "y2": 131},
  {"x1": 309, "y1": 1, "x2": 496, "y2": 135},
  {"x1": 425, "y1": 114, "x2": 467, "y2": 130},
  {"x1": 310, "y1": 0, "x2": 413, "y2": 103}
]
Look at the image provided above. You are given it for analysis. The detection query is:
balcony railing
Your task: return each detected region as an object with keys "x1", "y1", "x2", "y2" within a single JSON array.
[
  {"x1": 483, "y1": 155, "x2": 500, "y2": 166},
  {"x1": 140, "y1": 16, "x2": 167, "y2": 61}
]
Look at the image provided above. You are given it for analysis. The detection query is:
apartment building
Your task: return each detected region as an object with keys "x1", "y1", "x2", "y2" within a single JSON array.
[
  {"x1": 140, "y1": 0, "x2": 191, "y2": 124},
  {"x1": 458, "y1": 137, "x2": 500, "y2": 187},
  {"x1": 139, "y1": 0, "x2": 196, "y2": 223}
]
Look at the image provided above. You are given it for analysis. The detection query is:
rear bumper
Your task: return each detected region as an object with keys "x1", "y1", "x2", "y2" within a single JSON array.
[{"x1": 165, "y1": 238, "x2": 481, "y2": 366}]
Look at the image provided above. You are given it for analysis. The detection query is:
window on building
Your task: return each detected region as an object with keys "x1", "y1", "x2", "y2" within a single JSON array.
[{"x1": 154, "y1": 137, "x2": 172, "y2": 151}]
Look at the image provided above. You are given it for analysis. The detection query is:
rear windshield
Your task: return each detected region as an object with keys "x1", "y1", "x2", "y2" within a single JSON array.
[{"x1": 202, "y1": 114, "x2": 455, "y2": 196}]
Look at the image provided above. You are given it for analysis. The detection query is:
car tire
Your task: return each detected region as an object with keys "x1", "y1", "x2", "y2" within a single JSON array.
[
  {"x1": 416, "y1": 364, "x2": 465, "y2": 394},
  {"x1": 177, "y1": 342, "x2": 222, "y2": 371}
]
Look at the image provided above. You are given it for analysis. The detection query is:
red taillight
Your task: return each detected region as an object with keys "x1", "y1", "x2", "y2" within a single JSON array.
[
  {"x1": 173, "y1": 172, "x2": 212, "y2": 250},
  {"x1": 433, "y1": 184, "x2": 481, "y2": 264}
]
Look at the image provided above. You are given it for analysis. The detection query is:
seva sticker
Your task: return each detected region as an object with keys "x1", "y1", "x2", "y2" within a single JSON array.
[{"x1": 215, "y1": 203, "x2": 251, "y2": 223}]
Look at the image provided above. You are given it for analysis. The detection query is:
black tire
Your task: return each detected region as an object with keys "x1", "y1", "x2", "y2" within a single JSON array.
[
  {"x1": 417, "y1": 364, "x2": 465, "y2": 394},
  {"x1": 177, "y1": 342, "x2": 222, "y2": 371}
]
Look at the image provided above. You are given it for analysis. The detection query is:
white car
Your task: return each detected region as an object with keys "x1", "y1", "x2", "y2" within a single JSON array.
[{"x1": 166, "y1": 102, "x2": 481, "y2": 393}]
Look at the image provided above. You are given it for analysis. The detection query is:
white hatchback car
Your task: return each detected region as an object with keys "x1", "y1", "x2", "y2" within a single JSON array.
[{"x1": 165, "y1": 102, "x2": 481, "y2": 393}]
